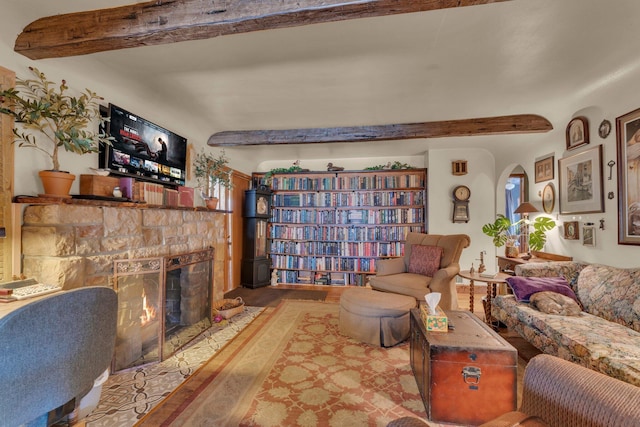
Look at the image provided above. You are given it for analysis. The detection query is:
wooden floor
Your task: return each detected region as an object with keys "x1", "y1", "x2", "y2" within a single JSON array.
[
  {"x1": 140, "y1": 284, "x2": 531, "y2": 424},
  {"x1": 276, "y1": 283, "x2": 488, "y2": 316}
]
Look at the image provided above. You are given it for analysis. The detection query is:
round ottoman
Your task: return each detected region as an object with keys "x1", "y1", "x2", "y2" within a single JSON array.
[{"x1": 339, "y1": 288, "x2": 416, "y2": 347}]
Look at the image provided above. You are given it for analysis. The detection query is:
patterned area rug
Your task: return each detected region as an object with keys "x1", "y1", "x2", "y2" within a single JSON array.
[
  {"x1": 86, "y1": 306, "x2": 264, "y2": 427},
  {"x1": 137, "y1": 300, "x2": 426, "y2": 426}
]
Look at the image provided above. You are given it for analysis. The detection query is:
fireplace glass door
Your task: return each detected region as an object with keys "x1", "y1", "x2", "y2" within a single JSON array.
[{"x1": 112, "y1": 248, "x2": 214, "y2": 373}]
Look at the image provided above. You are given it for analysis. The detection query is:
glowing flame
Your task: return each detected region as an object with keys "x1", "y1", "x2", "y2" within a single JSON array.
[{"x1": 140, "y1": 290, "x2": 157, "y2": 325}]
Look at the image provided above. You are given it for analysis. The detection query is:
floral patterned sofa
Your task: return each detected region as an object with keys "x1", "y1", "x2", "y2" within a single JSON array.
[{"x1": 491, "y1": 261, "x2": 640, "y2": 386}]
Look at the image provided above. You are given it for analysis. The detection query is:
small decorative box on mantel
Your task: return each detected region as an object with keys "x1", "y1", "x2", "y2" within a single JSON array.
[{"x1": 419, "y1": 304, "x2": 448, "y2": 332}]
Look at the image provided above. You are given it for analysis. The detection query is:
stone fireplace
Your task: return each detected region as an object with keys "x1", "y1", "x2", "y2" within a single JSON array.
[
  {"x1": 19, "y1": 202, "x2": 227, "y2": 298},
  {"x1": 17, "y1": 201, "x2": 229, "y2": 370},
  {"x1": 112, "y1": 248, "x2": 214, "y2": 372}
]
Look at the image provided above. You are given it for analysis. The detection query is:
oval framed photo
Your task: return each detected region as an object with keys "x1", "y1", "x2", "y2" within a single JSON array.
[{"x1": 542, "y1": 183, "x2": 555, "y2": 214}]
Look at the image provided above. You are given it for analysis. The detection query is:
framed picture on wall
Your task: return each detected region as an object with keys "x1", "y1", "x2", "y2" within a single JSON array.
[
  {"x1": 542, "y1": 183, "x2": 555, "y2": 213},
  {"x1": 616, "y1": 107, "x2": 640, "y2": 245},
  {"x1": 535, "y1": 155, "x2": 554, "y2": 183},
  {"x1": 566, "y1": 116, "x2": 589, "y2": 150},
  {"x1": 563, "y1": 221, "x2": 580, "y2": 240},
  {"x1": 583, "y1": 224, "x2": 595, "y2": 247},
  {"x1": 558, "y1": 145, "x2": 604, "y2": 214}
]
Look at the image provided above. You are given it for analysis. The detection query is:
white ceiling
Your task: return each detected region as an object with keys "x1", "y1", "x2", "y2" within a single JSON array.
[{"x1": 4, "y1": 0, "x2": 640, "y2": 168}]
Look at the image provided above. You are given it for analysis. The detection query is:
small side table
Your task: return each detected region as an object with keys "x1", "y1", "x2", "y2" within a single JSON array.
[{"x1": 457, "y1": 270, "x2": 510, "y2": 325}]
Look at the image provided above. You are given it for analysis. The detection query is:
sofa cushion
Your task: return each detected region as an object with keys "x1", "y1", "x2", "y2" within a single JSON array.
[
  {"x1": 402, "y1": 232, "x2": 470, "y2": 272},
  {"x1": 575, "y1": 265, "x2": 640, "y2": 332},
  {"x1": 530, "y1": 291, "x2": 582, "y2": 316},
  {"x1": 492, "y1": 295, "x2": 640, "y2": 386},
  {"x1": 369, "y1": 273, "x2": 432, "y2": 301},
  {"x1": 506, "y1": 276, "x2": 578, "y2": 303},
  {"x1": 408, "y1": 245, "x2": 443, "y2": 276},
  {"x1": 375, "y1": 257, "x2": 406, "y2": 276}
]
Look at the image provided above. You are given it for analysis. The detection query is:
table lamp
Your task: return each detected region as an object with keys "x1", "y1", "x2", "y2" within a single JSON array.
[{"x1": 514, "y1": 201, "x2": 539, "y2": 260}]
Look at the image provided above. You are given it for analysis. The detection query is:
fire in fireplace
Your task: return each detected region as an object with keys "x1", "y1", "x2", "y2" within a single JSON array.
[{"x1": 112, "y1": 248, "x2": 215, "y2": 373}]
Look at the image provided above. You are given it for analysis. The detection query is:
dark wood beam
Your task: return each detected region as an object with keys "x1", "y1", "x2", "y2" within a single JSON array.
[
  {"x1": 207, "y1": 114, "x2": 553, "y2": 146},
  {"x1": 15, "y1": 0, "x2": 510, "y2": 60}
]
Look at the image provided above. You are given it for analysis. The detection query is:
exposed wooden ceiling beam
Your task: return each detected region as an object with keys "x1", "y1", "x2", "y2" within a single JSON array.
[
  {"x1": 15, "y1": 0, "x2": 510, "y2": 60},
  {"x1": 207, "y1": 114, "x2": 553, "y2": 146}
]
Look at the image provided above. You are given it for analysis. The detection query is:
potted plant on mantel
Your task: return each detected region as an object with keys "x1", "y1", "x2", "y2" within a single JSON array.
[
  {"x1": 0, "y1": 67, "x2": 112, "y2": 198},
  {"x1": 193, "y1": 149, "x2": 233, "y2": 209},
  {"x1": 482, "y1": 213, "x2": 556, "y2": 258}
]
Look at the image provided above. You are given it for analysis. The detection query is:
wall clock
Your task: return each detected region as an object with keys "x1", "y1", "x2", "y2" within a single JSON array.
[
  {"x1": 452, "y1": 185, "x2": 471, "y2": 223},
  {"x1": 244, "y1": 186, "x2": 271, "y2": 218}
]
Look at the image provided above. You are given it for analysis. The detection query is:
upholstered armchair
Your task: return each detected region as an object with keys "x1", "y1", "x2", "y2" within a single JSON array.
[
  {"x1": 369, "y1": 232, "x2": 470, "y2": 310},
  {"x1": 480, "y1": 354, "x2": 640, "y2": 427},
  {"x1": 0, "y1": 287, "x2": 117, "y2": 426}
]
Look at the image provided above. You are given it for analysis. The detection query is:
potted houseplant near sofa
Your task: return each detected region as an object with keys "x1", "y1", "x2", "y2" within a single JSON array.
[
  {"x1": 193, "y1": 149, "x2": 233, "y2": 209},
  {"x1": 0, "y1": 67, "x2": 111, "y2": 197},
  {"x1": 482, "y1": 213, "x2": 555, "y2": 258}
]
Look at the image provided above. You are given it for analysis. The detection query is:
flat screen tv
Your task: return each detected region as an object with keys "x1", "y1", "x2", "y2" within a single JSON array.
[{"x1": 100, "y1": 104, "x2": 187, "y2": 186}]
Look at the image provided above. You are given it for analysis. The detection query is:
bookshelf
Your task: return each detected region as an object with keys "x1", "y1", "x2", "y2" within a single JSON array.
[{"x1": 257, "y1": 169, "x2": 427, "y2": 286}]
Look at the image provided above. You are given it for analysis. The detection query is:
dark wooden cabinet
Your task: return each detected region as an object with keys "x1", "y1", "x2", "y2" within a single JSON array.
[
  {"x1": 410, "y1": 309, "x2": 517, "y2": 425},
  {"x1": 241, "y1": 188, "x2": 272, "y2": 288}
]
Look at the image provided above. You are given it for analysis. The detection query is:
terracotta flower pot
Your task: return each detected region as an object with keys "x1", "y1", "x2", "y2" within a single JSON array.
[
  {"x1": 505, "y1": 245, "x2": 519, "y2": 258},
  {"x1": 38, "y1": 170, "x2": 76, "y2": 198},
  {"x1": 205, "y1": 197, "x2": 219, "y2": 209}
]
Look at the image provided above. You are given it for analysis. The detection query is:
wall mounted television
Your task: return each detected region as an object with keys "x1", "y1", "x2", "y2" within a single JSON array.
[{"x1": 100, "y1": 104, "x2": 187, "y2": 187}]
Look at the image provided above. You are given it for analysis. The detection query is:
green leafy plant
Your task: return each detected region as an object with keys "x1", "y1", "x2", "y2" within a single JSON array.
[
  {"x1": 262, "y1": 165, "x2": 303, "y2": 185},
  {"x1": 0, "y1": 67, "x2": 112, "y2": 171},
  {"x1": 482, "y1": 214, "x2": 556, "y2": 251},
  {"x1": 193, "y1": 149, "x2": 233, "y2": 195},
  {"x1": 364, "y1": 161, "x2": 413, "y2": 170}
]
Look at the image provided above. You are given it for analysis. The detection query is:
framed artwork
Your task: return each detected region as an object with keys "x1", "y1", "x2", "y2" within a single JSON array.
[
  {"x1": 566, "y1": 116, "x2": 589, "y2": 150},
  {"x1": 599, "y1": 119, "x2": 612, "y2": 139},
  {"x1": 558, "y1": 145, "x2": 604, "y2": 214},
  {"x1": 582, "y1": 225, "x2": 595, "y2": 247},
  {"x1": 563, "y1": 221, "x2": 580, "y2": 240},
  {"x1": 615, "y1": 107, "x2": 640, "y2": 245},
  {"x1": 535, "y1": 155, "x2": 554, "y2": 183},
  {"x1": 542, "y1": 183, "x2": 555, "y2": 213}
]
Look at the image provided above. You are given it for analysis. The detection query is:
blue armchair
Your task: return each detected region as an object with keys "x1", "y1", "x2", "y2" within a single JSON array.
[{"x1": 0, "y1": 286, "x2": 117, "y2": 426}]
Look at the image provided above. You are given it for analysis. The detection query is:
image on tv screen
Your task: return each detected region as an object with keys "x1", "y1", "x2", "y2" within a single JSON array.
[{"x1": 107, "y1": 104, "x2": 187, "y2": 184}]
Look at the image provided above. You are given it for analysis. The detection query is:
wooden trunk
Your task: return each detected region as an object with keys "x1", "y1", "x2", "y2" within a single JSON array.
[{"x1": 410, "y1": 309, "x2": 517, "y2": 425}]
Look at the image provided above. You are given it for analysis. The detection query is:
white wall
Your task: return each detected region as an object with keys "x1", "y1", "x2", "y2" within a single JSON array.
[
  {"x1": 3, "y1": 3, "x2": 639, "y2": 270},
  {"x1": 426, "y1": 149, "x2": 497, "y2": 273}
]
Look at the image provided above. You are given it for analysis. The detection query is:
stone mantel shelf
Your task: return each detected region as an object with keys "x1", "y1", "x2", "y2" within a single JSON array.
[{"x1": 12, "y1": 195, "x2": 232, "y2": 213}]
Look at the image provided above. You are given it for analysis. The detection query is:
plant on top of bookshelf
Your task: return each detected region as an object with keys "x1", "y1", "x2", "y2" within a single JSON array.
[
  {"x1": 364, "y1": 161, "x2": 413, "y2": 170},
  {"x1": 263, "y1": 165, "x2": 303, "y2": 185}
]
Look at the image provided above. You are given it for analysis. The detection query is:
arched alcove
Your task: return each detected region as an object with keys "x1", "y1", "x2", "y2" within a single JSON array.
[{"x1": 496, "y1": 164, "x2": 528, "y2": 217}]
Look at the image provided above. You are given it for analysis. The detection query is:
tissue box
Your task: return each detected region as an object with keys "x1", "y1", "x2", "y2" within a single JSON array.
[{"x1": 419, "y1": 304, "x2": 448, "y2": 332}]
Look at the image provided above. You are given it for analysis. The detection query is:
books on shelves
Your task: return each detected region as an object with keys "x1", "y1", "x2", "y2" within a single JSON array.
[
  {"x1": 142, "y1": 182, "x2": 164, "y2": 205},
  {"x1": 164, "y1": 188, "x2": 179, "y2": 207},
  {"x1": 264, "y1": 169, "x2": 426, "y2": 286}
]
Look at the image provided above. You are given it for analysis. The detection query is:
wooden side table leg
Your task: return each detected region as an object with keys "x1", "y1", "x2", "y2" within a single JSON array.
[
  {"x1": 486, "y1": 282, "x2": 494, "y2": 327},
  {"x1": 469, "y1": 279, "x2": 474, "y2": 313}
]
